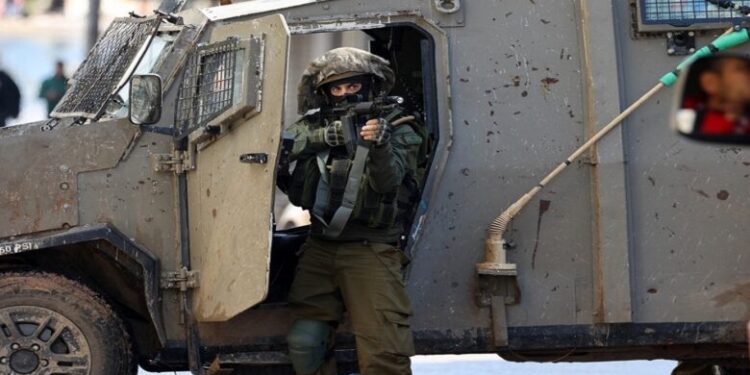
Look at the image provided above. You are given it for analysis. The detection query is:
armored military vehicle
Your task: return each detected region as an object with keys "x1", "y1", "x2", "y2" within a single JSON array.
[{"x1": 1, "y1": 0, "x2": 749, "y2": 373}]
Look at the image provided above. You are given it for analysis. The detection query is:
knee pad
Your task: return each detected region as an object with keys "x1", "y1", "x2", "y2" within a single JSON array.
[{"x1": 287, "y1": 319, "x2": 331, "y2": 375}]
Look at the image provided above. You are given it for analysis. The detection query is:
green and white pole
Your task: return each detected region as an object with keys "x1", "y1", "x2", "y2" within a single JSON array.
[{"x1": 660, "y1": 27, "x2": 750, "y2": 86}]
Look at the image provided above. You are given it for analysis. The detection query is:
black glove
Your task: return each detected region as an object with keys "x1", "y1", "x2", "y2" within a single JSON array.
[
  {"x1": 372, "y1": 118, "x2": 392, "y2": 146},
  {"x1": 324, "y1": 120, "x2": 345, "y2": 147}
]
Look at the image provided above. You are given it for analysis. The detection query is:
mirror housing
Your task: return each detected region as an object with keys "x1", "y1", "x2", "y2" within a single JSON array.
[
  {"x1": 129, "y1": 74, "x2": 162, "y2": 125},
  {"x1": 671, "y1": 54, "x2": 750, "y2": 145}
]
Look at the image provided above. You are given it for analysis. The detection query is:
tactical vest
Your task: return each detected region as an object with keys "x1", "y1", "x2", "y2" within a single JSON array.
[{"x1": 287, "y1": 111, "x2": 424, "y2": 238}]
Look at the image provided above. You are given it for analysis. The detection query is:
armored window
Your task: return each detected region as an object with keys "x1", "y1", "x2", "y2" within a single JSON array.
[
  {"x1": 108, "y1": 32, "x2": 179, "y2": 118},
  {"x1": 52, "y1": 17, "x2": 160, "y2": 119},
  {"x1": 637, "y1": 0, "x2": 750, "y2": 32},
  {"x1": 175, "y1": 38, "x2": 242, "y2": 136}
]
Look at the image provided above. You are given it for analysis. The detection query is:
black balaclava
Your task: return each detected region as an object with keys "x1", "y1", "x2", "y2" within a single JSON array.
[{"x1": 321, "y1": 75, "x2": 373, "y2": 107}]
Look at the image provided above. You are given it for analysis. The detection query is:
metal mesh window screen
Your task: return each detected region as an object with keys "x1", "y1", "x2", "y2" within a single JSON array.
[
  {"x1": 640, "y1": 0, "x2": 750, "y2": 26},
  {"x1": 176, "y1": 38, "x2": 240, "y2": 135},
  {"x1": 52, "y1": 18, "x2": 159, "y2": 118}
]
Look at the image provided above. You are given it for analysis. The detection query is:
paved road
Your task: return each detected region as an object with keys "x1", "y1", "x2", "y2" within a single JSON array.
[{"x1": 138, "y1": 354, "x2": 678, "y2": 374}]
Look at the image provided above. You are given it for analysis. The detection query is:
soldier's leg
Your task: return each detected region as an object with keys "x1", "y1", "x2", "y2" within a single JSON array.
[
  {"x1": 287, "y1": 238, "x2": 344, "y2": 375},
  {"x1": 337, "y1": 242, "x2": 415, "y2": 375}
]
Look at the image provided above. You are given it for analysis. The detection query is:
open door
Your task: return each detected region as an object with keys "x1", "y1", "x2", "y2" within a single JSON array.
[{"x1": 183, "y1": 14, "x2": 289, "y2": 322}]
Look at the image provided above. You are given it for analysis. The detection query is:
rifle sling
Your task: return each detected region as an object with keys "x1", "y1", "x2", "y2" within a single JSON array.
[
  {"x1": 315, "y1": 108, "x2": 405, "y2": 238},
  {"x1": 319, "y1": 144, "x2": 369, "y2": 238}
]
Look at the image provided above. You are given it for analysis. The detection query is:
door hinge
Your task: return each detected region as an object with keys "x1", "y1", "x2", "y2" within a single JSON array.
[
  {"x1": 161, "y1": 267, "x2": 199, "y2": 290},
  {"x1": 151, "y1": 148, "x2": 195, "y2": 174}
]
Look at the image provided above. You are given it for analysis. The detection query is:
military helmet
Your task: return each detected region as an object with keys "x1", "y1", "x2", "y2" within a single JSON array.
[{"x1": 297, "y1": 47, "x2": 395, "y2": 114}]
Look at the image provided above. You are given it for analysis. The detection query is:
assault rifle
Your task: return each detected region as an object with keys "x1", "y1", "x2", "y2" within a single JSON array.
[{"x1": 322, "y1": 95, "x2": 404, "y2": 154}]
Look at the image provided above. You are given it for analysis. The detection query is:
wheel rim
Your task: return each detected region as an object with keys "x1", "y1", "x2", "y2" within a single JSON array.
[{"x1": 0, "y1": 306, "x2": 91, "y2": 374}]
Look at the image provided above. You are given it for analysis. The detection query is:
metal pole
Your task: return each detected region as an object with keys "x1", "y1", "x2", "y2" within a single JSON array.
[{"x1": 87, "y1": 0, "x2": 101, "y2": 52}]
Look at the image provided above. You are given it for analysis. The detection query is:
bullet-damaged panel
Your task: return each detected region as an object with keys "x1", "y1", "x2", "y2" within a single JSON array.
[
  {"x1": 0, "y1": 119, "x2": 138, "y2": 239},
  {"x1": 188, "y1": 14, "x2": 289, "y2": 322},
  {"x1": 613, "y1": 0, "x2": 750, "y2": 323},
  {"x1": 77, "y1": 131, "x2": 178, "y2": 270},
  {"x1": 404, "y1": 0, "x2": 594, "y2": 330}
]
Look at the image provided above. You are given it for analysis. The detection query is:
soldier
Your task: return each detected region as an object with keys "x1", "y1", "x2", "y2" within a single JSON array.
[{"x1": 285, "y1": 47, "x2": 423, "y2": 375}]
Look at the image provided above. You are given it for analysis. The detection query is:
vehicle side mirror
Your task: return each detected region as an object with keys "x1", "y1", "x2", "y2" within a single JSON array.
[
  {"x1": 671, "y1": 55, "x2": 750, "y2": 145},
  {"x1": 129, "y1": 74, "x2": 162, "y2": 125}
]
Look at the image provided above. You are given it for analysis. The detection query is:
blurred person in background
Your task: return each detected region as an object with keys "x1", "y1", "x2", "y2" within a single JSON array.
[
  {"x1": 38, "y1": 60, "x2": 67, "y2": 115},
  {"x1": 0, "y1": 67, "x2": 21, "y2": 127},
  {"x1": 0, "y1": 0, "x2": 26, "y2": 17}
]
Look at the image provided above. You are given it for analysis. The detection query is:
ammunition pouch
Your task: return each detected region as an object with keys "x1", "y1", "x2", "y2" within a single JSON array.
[
  {"x1": 288, "y1": 157, "x2": 320, "y2": 210},
  {"x1": 288, "y1": 108, "x2": 426, "y2": 238},
  {"x1": 323, "y1": 158, "x2": 352, "y2": 222},
  {"x1": 351, "y1": 174, "x2": 400, "y2": 229}
]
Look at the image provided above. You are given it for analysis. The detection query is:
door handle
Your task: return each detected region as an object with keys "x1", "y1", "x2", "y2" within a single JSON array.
[{"x1": 240, "y1": 153, "x2": 268, "y2": 164}]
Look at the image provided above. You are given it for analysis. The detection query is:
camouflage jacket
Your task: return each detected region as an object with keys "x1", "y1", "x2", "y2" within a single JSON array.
[{"x1": 286, "y1": 110, "x2": 423, "y2": 243}]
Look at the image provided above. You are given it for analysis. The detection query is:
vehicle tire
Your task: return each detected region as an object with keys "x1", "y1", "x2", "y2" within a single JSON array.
[{"x1": 0, "y1": 271, "x2": 136, "y2": 374}]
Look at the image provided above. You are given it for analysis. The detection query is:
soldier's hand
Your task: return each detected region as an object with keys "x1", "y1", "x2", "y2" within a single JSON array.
[
  {"x1": 360, "y1": 118, "x2": 391, "y2": 146},
  {"x1": 324, "y1": 121, "x2": 345, "y2": 147}
]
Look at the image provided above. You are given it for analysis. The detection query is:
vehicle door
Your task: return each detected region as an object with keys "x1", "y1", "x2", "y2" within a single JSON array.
[{"x1": 179, "y1": 14, "x2": 290, "y2": 322}]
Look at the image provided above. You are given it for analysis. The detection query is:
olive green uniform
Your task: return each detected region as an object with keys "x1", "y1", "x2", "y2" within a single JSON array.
[{"x1": 286, "y1": 112, "x2": 422, "y2": 375}]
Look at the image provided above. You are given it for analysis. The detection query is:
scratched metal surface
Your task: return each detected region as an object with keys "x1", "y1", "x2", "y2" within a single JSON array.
[
  {"x1": 187, "y1": 14, "x2": 288, "y2": 322},
  {"x1": 196, "y1": 0, "x2": 598, "y2": 348},
  {"x1": 215, "y1": 0, "x2": 594, "y2": 339},
  {"x1": 272, "y1": 0, "x2": 750, "y2": 335},
  {"x1": 0, "y1": 119, "x2": 137, "y2": 239},
  {"x1": 3, "y1": 0, "x2": 747, "y2": 360},
  {"x1": 77, "y1": 130, "x2": 178, "y2": 268},
  {"x1": 613, "y1": 0, "x2": 750, "y2": 322},
  {"x1": 405, "y1": 0, "x2": 595, "y2": 330},
  {"x1": 74, "y1": 0, "x2": 750, "y2": 357}
]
